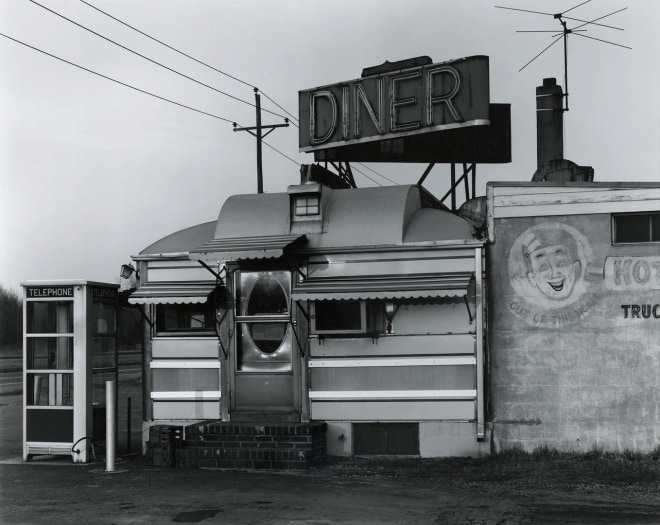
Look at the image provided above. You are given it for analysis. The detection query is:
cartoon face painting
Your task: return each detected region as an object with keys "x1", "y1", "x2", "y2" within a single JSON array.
[
  {"x1": 508, "y1": 222, "x2": 599, "y2": 325},
  {"x1": 526, "y1": 243, "x2": 582, "y2": 300}
]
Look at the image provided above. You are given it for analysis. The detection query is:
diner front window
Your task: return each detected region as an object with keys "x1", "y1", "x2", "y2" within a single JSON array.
[{"x1": 156, "y1": 299, "x2": 214, "y2": 334}]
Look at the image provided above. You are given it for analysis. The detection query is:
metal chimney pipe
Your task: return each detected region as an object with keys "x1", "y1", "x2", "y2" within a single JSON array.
[{"x1": 536, "y1": 78, "x2": 564, "y2": 169}]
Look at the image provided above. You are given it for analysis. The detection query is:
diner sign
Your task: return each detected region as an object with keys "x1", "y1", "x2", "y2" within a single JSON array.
[{"x1": 299, "y1": 55, "x2": 490, "y2": 152}]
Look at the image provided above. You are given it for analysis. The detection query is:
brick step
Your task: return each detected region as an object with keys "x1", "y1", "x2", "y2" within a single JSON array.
[{"x1": 173, "y1": 421, "x2": 327, "y2": 470}]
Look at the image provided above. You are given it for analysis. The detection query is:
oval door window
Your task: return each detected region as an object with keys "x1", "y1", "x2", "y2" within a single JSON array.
[{"x1": 246, "y1": 273, "x2": 288, "y2": 354}]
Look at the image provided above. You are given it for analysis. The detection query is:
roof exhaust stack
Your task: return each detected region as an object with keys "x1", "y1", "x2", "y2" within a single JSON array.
[
  {"x1": 532, "y1": 78, "x2": 594, "y2": 183},
  {"x1": 536, "y1": 78, "x2": 564, "y2": 169}
]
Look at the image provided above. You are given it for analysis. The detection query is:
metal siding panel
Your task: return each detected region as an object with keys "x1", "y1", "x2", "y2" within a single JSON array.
[
  {"x1": 234, "y1": 373, "x2": 293, "y2": 411},
  {"x1": 147, "y1": 267, "x2": 213, "y2": 283},
  {"x1": 190, "y1": 234, "x2": 305, "y2": 262},
  {"x1": 307, "y1": 256, "x2": 475, "y2": 278},
  {"x1": 152, "y1": 401, "x2": 220, "y2": 420},
  {"x1": 152, "y1": 338, "x2": 219, "y2": 359},
  {"x1": 310, "y1": 400, "x2": 474, "y2": 421},
  {"x1": 309, "y1": 333, "x2": 475, "y2": 357},
  {"x1": 311, "y1": 365, "x2": 475, "y2": 391}
]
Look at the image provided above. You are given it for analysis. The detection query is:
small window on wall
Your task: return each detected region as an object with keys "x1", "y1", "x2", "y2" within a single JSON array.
[
  {"x1": 613, "y1": 212, "x2": 660, "y2": 244},
  {"x1": 156, "y1": 300, "x2": 214, "y2": 334},
  {"x1": 310, "y1": 300, "x2": 368, "y2": 335},
  {"x1": 294, "y1": 195, "x2": 320, "y2": 217}
]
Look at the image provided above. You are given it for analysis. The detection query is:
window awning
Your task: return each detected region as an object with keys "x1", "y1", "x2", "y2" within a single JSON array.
[
  {"x1": 127, "y1": 282, "x2": 216, "y2": 305},
  {"x1": 189, "y1": 234, "x2": 306, "y2": 263},
  {"x1": 291, "y1": 273, "x2": 472, "y2": 301}
]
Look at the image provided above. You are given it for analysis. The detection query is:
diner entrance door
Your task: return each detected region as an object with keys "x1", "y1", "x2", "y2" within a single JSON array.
[{"x1": 230, "y1": 270, "x2": 299, "y2": 420}]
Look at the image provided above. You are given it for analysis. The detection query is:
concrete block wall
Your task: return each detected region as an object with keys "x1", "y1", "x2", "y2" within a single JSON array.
[{"x1": 489, "y1": 214, "x2": 660, "y2": 453}]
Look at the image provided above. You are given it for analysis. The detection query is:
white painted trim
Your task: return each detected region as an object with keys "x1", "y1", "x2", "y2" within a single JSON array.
[
  {"x1": 475, "y1": 245, "x2": 485, "y2": 439},
  {"x1": 309, "y1": 357, "x2": 475, "y2": 368},
  {"x1": 151, "y1": 391, "x2": 221, "y2": 400},
  {"x1": 25, "y1": 370, "x2": 74, "y2": 374},
  {"x1": 26, "y1": 443, "x2": 73, "y2": 455},
  {"x1": 492, "y1": 188, "x2": 660, "y2": 218},
  {"x1": 309, "y1": 389, "x2": 476, "y2": 400},
  {"x1": 25, "y1": 333, "x2": 74, "y2": 338},
  {"x1": 25, "y1": 405, "x2": 73, "y2": 410},
  {"x1": 150, "y1": 360, "x2": 220, "y2": 369},
  {"x1": 152, "y1": 336, "x2": 218, "y2": 341},
  {"x1": 494, "y1": 199, "x2": 660, "y2": 218},
  {"x1": 25, "y1": 441, "x2": 73, "y2": 446}
]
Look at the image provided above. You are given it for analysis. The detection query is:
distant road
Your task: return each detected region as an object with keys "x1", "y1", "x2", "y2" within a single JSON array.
[{"x1": 0, "y1": 364, "x2": 141, "y2": 396}]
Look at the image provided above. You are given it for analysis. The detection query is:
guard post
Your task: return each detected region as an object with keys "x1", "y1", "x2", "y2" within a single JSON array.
[{"x1": 22, "y1": 280, "x2": 119, "y2": 463}]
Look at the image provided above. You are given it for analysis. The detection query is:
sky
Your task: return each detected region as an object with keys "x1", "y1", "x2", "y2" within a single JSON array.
[{"x1": 1, "y1": 0, "x2": 658, "y2": 294}]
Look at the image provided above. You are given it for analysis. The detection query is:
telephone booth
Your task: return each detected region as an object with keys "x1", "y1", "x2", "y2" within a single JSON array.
[{"x1": 22, "y1": 280, "x2": 118, "y2": 463}]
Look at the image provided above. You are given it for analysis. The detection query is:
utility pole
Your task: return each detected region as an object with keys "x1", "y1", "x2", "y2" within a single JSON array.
[{"x1": 233, "y1": 88, "x2": 289, "y2": 193}]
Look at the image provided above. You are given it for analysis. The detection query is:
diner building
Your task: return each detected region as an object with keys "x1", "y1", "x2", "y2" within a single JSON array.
[{"x1": 128, "y1": 180, "x2": 489, "y2": 459}]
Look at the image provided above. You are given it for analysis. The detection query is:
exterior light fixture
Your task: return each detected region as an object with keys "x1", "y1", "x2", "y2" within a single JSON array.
[{"x1": 120, "y1": 263, "x2": 138, "y2": 280}]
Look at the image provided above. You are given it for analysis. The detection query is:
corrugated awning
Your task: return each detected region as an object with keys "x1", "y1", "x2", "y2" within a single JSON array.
[
  {"x1": 127, "y1": 282, "x2": 216, "y2": 305},
  {"x1": 189, "y1": 234, "x2": 306, "y2": 263},
  {"x1": 292, "y1": 273, "x2": 472, "y2": 301}
]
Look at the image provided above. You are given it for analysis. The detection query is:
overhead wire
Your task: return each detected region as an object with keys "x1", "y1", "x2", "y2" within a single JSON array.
[
  {"x1": 348, "y1": 164, "x2": 383, "y2": 187},
  {"x1": 78, "y1": 0, "x2": 398, "y2": 186},
  {"x1": 21, "y1": 0, "x2": 394, "y2": 187},
  {"x1": 0, "y1": 31, "x2": 305, "y2": 182},
  {"x1": 27, "y1": 0, "x2": 291, "y2": 122},
  {"x1": 79, "y1": 0, "x2": 300, "y2": 126},
  {"x1": 0, "y1": 32, "x2": 236, "y2": 124},
  {"x1": 354, "y1": 162, "x2": 397, "y2": 185}
]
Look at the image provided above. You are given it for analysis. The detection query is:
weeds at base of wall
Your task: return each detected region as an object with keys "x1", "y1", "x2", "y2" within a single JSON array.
[
  {"x1": 316, "y1": 444, "x2": 660, "y2": 492},
  {"x1": 460, "y1": 443, "x2": 660, "y2": 486}
]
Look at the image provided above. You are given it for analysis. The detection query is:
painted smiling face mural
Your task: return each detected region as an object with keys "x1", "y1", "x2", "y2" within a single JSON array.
[
  {"x1": 523, "y1": 232, "x2": 581, "y2": 301},
  {"x1": 508, "y1": 223, "x2": 600, "y2": 327}
]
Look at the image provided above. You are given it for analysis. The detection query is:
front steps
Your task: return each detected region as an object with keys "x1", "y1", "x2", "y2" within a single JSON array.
[{"x1": 175, "y1": 421, "x2": 327, "y2": 470}]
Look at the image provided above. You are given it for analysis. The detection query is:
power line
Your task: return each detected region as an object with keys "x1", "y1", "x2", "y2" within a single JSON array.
[
  {"x1": 2, "y1": 31, "x2": 308, "y2": 181},
  {"x1": 351, "y1": 166, "x2": 384, "y2": 187},
  {"x1": 75, "y1": 2, "x2": 399, "y2": 184},
  {"x1": 79, "y1": 0, "x2": 299, "y2": 126},
  {"x1": 28, "y1": 0, "x2": 291, "y2": 122},
  {"x1": 261, "y1": 140, "x2": 301, "y2": 167},
  {"x1": 22, "y1": 1, "x2": 390, "y2": 186},
  {"x1": 0, "y1": 32, "x2": 236, "y2": 124},
  {"x1": 355, "y1": 162, "x2": 397, "y2": 185}
]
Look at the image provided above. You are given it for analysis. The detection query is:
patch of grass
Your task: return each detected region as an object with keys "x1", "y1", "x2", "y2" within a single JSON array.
[
  {"x1": 457, "y1": 444, "x2": 660, "y2": 489},
  {"x1": 315, "y1": 446, "x2": 660, "y2": 497}
]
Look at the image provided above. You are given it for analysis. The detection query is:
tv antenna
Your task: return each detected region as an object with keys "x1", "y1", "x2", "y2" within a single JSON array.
[{"x1": 495, "y1": 0, "x2": 631, "y2": 111}]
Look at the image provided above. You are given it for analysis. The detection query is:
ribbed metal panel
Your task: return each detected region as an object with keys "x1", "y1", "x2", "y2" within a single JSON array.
[
  {"x1": 190, "y1": 234, "x2": 306, "y2": 262},
  {"x1": 127, "y1": 282, "x2": 215, "y2": 304},
  {"x1": 292, "y1": 272, "x2": 471, "y2": 300}
]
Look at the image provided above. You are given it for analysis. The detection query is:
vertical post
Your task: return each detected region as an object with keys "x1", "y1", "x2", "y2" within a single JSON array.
[
  {"x1": 255, "y1": 89, "x2": 263, "y2": 194},
  {"x1": 475, "y1": 247, "x2": 485, "y2": 439},
  {"x1": 562, "y1": 20, "x2": 569, "y2": 112},
  {"x1": 127, "y1": 396, "x2": 132, "y2": 454},
  {"x1": 450, "y1": 164, "x2": 456, "y2": 211},
  {"x1": 106, "y1": 380, "x2": 116, "y2": 472},
  {"x1": 463, "y1": 163, "x2": 470, "y2": 202}
]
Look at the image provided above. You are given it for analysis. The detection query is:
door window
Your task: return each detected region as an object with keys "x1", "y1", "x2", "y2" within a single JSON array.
[{"x1": 235, "y1": 271, "x2": 291, "y2": 370}]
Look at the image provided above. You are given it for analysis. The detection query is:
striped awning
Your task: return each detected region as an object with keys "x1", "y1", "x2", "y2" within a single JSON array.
[
  {"x1": 291, "y1": 273, "x2": 472, "y2": 301},
  {"x1": 127, "y1": 282, "x2": 216, "y2": 305},
  {"x1": 189, "y1": 234, "x2": 306, "y2": 263}
]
